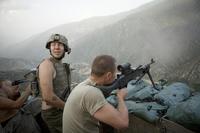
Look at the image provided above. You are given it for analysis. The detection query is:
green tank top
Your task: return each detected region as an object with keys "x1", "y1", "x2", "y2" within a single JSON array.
[{"x1": 49, "y1": 58, "x2": 71, "y2": 101}]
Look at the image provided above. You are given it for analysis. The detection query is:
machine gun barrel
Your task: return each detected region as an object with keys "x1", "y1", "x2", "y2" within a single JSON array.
[
  {"x1": 97, "y1": 59, "x2": 156, "y2": 98},
  {"x1": 11, "y1": 79, "x2": 29, "y2": 86}
]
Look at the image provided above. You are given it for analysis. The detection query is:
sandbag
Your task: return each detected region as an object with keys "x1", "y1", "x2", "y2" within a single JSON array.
[
  {"x1": 126, "y1": 80, "x2": 150, "y2": 99},
  {"x1": 128, "y1": 85, "x2": 160, "y2": 101},
  {"x1": 154, "y1": 82, "x2": 191, "y2": 106},
  {"x1": 125, "y1": 101, "x2": 168, "y2": 123},
  {"x1": 107, "y1": 80, "x2": 150, "y2": 106},
  {"x1": 166, "y1": 93, "x2": 200, "y2": 132}
]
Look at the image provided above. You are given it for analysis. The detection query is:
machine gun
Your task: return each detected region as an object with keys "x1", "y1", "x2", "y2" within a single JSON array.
[
  {"x1": 11, "y1": 69, "x2": 39, "y2": 96},
  {"x1": 11, "y1": 79, "x2": 34, "y2": 86},
  {"x1": 97, "y1": 59, "x2": 156, "y2": 98}
]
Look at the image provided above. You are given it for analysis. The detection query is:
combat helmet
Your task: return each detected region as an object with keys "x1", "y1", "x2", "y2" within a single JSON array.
[{"x1": 46, "y1": 34, "x2": 71, "y2": 54}]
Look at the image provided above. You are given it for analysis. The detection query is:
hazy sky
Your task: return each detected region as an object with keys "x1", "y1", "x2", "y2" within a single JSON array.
[{"x1": 0, "y1": 0, "x2": 154, "y2": 44}]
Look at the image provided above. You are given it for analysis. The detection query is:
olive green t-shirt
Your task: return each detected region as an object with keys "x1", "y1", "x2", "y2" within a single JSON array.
[{"x1": 63, "y1": 78, "x2": 108, "y2": 133}]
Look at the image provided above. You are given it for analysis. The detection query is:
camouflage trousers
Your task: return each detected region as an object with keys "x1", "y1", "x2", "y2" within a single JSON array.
[
  {"x1": 42, "y1": 108, "x2": 63, "y2": 133},
  {"x1": 0, "y1": 109, "x2": 41, "y2": 133}
]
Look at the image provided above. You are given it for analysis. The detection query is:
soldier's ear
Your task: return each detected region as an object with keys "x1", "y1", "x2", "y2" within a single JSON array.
[{"x1": 106, "y1": 72, "x2": 113, "y2": 80}]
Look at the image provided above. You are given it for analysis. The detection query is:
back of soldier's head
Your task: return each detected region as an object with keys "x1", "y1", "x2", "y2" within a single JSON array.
[{"x1": 91, "y1": 55, "x2": 116, "y2": 77}]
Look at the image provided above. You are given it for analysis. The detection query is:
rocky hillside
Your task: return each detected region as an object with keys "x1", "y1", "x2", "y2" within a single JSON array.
[
  {"x1": 0, "y1": 0, "x2": 199, "y2": 89},
  {"x1": 0, "y1": 57, "x2": 89, "y2": 83},
  {"x1": 0, "y1": 57, "x2": 38, "y2": 71},
  {"x1": 163, "y1": 56, "x2": 200, "y2": 89},
  {"x1": 70, "y1": 0, "x2": 200, "y2": 64},
  {"x1": 68, "y1": 0, "x2": 200, "y2": 87},
  {"x1": 0, "y1": 69, "x2": 30, "y2": 81},
  {"x1": 0, "y1": 10, "x2": 133, "y2": 60}
]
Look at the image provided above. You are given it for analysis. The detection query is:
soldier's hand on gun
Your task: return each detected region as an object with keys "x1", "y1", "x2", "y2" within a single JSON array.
[
  {"x1": 24, "y1": 82, "x2": 32, "y2": 95},
  {"x1": 116, "y1": 88, "x2": 127, "y2": 100}
]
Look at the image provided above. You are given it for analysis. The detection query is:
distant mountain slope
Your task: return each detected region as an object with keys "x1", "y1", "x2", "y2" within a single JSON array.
[
  {"x1": 68, "y1": 0, "x2": 200, "y2": 85},
  {"x1": 70, "y1": 0, "x2": 200, "y2": 64},
  {"x1": 0, "y1": 10, "x2": 133, "y2": 60},
  {"x1": 0, "y1": 57, "x2": 37, "y2": 81},
  {"x1": 0, "y1": 57, "x2": 89, "y2": 84},
  {"x1": 0, "y1": 69, "x2": 30, "y2": 81},
  {"x1": 0, "y1": 57, "x2": 38, "y2": 71},
  {"x1": 0, "y1": 0, "x2": 199, "y2": 87},
  {"x1": 165, "y1": 55, "x2": 200, "y2": 87}
]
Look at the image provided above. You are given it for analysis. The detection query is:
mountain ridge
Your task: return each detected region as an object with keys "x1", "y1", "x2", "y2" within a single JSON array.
[{"x1": 0, "y1": 0, "x2": 199, "y2": 88}]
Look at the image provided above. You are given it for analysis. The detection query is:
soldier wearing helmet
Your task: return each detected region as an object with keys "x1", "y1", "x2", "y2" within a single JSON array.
[
  {"x1": 46, "y1": 34, "x2": 71, "y2": 59},
  {"x1": 38, "y1": 34, "x2": 71, "y2": 133}
]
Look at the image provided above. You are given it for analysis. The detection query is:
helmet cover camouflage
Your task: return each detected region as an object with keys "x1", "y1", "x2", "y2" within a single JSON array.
[{"x1": 46, "y1": 34, "x2": 71, "y2": 54}]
